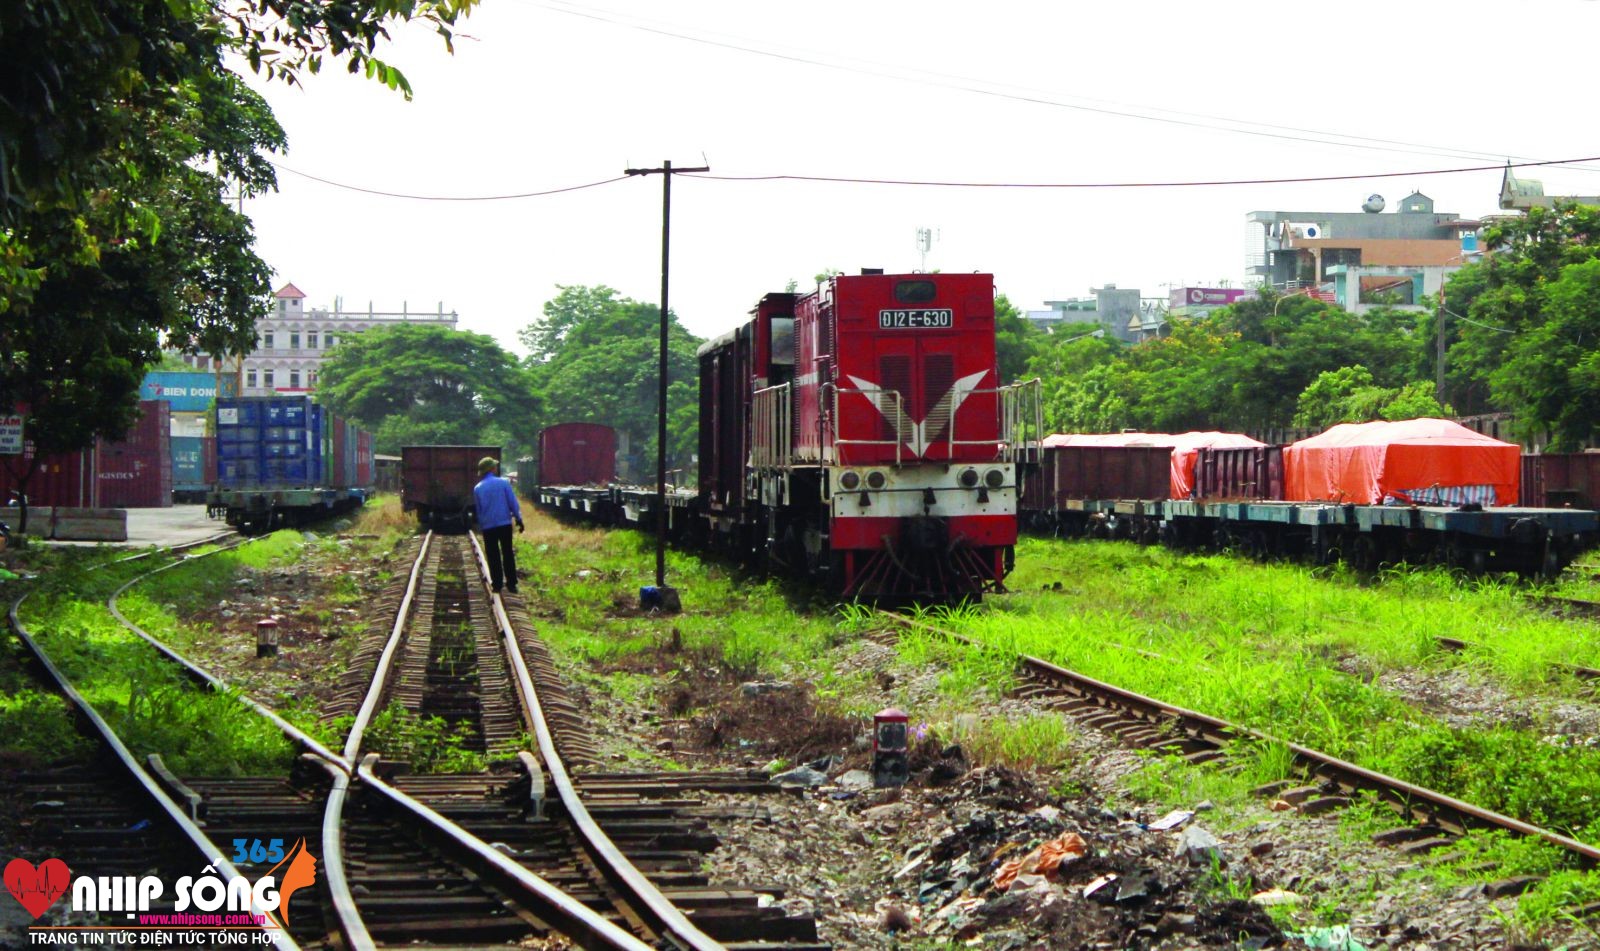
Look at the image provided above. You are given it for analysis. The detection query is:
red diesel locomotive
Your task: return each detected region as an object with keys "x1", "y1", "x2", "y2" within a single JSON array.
[{"x1": 698, "y1": 271, "x2": 1039, "y2": 599}]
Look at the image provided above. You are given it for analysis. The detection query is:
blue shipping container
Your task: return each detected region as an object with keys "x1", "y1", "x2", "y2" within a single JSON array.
[
  {"x1": 215, "y1": 397, "x2": 324, "y2": 489},
  {"x1": 142, "y1": 371, "x2": 237, "y2": 413},
  {"x1": 172, "y1": 436, "x2": 206, "y2": 487}
]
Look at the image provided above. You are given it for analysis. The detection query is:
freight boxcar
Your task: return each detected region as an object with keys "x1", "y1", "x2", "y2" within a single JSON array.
[{"x1": 401, "y1": 445, "x2": 500, "y2": 530}]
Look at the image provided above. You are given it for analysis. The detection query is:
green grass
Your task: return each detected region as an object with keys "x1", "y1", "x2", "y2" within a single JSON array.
[
  {"x1": 1015, "y1": 536, "x2": 1600, "y2": 689},
  {"x1": 14, "y1": 535, "x2": 301, "y2": 775},
  {"x1": 340, "y1": 703, "x2": 488, "y2": 774}
]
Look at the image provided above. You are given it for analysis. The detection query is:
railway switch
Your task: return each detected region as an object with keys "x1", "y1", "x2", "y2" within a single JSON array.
[
  {"x1": 873, "y1": 707, "x2": 909, "y2": 788},
  {"x1": 256, "y1": 617, "x2": 279, "y2": 658}
]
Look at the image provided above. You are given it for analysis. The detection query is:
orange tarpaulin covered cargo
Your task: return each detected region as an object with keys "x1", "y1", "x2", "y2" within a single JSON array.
[
  {"x1": 1283, "y1": 418, "x2": 1520, "y2": 505},
  {"x1": 1041, "y1": 431, "x2": 1265, "y2": 498}
]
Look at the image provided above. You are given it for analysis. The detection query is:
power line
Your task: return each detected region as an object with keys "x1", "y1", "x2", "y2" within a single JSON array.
[
  {"x1": 269, "y1": 160, "x2": 632, "y2": 200},
  {"x1": 527, "y1": 0, "x2": 1600, "y2": 172},
  {"x1": 1444, "y1": 307, "x2": 1517, "y2": 334},
  {"x1": 681, "y1": 154, "x2": 1600, "y2": 190}
]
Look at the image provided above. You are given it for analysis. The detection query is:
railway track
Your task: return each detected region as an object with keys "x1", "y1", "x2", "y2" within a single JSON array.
[
  {"x1": 876, "y1": 610, "x2": 1600, "y2": 904},
  {"x1": 26, "y1": 529, "x2": 829, "y2": 948}
]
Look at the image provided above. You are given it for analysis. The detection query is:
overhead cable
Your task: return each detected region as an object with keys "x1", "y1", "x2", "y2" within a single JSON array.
[{"x1": 269, "y1": 160, "x2": 632, "y2": 201}]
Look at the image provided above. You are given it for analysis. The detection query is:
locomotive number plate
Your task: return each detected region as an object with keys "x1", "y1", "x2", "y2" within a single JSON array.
[{"x1": 879, "y1": 308, "x2": 953, "y2": 329}]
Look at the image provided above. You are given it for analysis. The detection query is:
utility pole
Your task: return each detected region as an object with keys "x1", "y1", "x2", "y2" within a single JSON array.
[
  {"x1": 624, "y1": 159, "x2": 708, "y2": 610},
  {"x1": 1435, "y1": 293, "x2": 1447, "y2": 406}
]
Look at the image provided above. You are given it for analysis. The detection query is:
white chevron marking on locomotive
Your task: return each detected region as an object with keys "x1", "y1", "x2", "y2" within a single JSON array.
[{"x1": 845, "y1": 369, "x2": 989, "y2": 458}]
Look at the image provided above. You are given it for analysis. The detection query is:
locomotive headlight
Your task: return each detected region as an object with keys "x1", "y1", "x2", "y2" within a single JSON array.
[
  {"x1": 984, "y1": 468, "x2": 1006, "y2": 489},
  {"x1": 839, "y1": 470, "x2": 861, "y2": 491},
  {"x1": 959, "y1": 468, "x2": 979, "y2": 488},
  {"x1": 866, "y1": 470, "x2": 887, "y2": 490}
]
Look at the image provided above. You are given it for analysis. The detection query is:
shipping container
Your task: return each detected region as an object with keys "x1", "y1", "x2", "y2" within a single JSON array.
[
  {"x1": 1194, "y1": 446, "x2": 1285, "y2": 501},
  {"x1": 97, "y1": 448, "x2": 172, "y2": 507},
  {"x1": 538, "y1": 423, "x2": 617, "y2": 486},
  {"x1": 96, "y1": 401, "x2": 172, "y2": 507},
  {"x1": 356, "y1": 431, "x2": 375, "y2": 487},
  {"x1": 215, "y1": 396, "x2": 323, "y2": 489},
  {"x1": 141, "y1": 371, "x2": 235, "y2": 412},
  {"x1": 171, "y1": 435, "x2": 214, "y2": 502},
  {"x1": 330, "y1": 414, "x2": 361, "y2": 490},
  {"x1": 170, "y1": 411, "x2": 207, "y2": 438},
  {"x1": 0, "y1": 446, "x2": 98, "y2": 507}
]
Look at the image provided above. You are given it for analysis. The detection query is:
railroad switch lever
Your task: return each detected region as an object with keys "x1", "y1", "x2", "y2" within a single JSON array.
[
  {"x1": 873, "y1": 707, "x2": 910, "y2": 788},
  {"x1": 255, "y1": 617, "x2": 279, "y2": 658}
]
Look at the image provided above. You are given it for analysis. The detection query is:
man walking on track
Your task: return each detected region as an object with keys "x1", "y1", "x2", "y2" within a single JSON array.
[{"x1": 474, "y1": 456, "x2": 523, "y2": 593}]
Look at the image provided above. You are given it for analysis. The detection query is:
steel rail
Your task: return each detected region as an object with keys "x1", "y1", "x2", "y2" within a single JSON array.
[
  {"x1": 354, "y1": 754, "x2": 654, "y2": 951},
  {"x1": 8, "y1": 587, "x2": 302, "y2": 951},
  {"x1": 881, "y1": 611, "x2": 1600, "y2": 864},
  {"x1": 341, "y1": 530, "x2": 434, "y2": 761},
  {"x1": 334, "y1": 531, "x2": 655, "y2": 949},
  {"x1": 305, "y1": 755, "x2": 374, "y2": 951},
  {"x1": 467, "y1": 530, "x2": 726, "y2": 951}
]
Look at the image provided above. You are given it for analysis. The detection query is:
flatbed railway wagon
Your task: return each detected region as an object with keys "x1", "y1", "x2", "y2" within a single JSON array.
[
  {"x1": 207, "y1": 396, "x2": 372, "y2": 534},
  {"x1": 401, "y1": 445, "x2": 500, "y2": 530}
]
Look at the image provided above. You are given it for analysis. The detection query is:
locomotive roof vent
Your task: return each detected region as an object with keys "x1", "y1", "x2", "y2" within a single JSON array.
[{"x1": 860, "y1": 268, "x2": 884, "y2": 275}]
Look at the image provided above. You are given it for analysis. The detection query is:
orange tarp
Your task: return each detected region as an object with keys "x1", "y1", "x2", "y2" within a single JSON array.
[
  {"x1": 1041, "y1": 431, "x2": 1265, "y2": 498},
  {"x1": 1283, "y1": 418, "x2": 1520, "y2": 505}
]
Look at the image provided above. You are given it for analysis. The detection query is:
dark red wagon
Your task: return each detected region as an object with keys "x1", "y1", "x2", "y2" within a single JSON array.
[
  {"x1": 538, "y1": 423, "x2": 617, "y2": 487},
  {"x1": 401, "y1": 445, "x2": 501, "y2": 530}
]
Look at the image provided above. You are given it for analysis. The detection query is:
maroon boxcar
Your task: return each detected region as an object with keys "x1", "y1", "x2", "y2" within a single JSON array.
[
  {"x1": 538, "y1": 423, "x2": 617, "y2": 486},
  {"x1": 1522, "y1": 453, "x2": 1600, "y2": 509},
  {"x1": 1193, "y1": 446, "x2": 1286, "y2": 501},
  {"x1": 696, "y1": 272, "x2": 1029, "y2": 599},
  {"x1": 1040, "y1": 445, "x2": 1172, "y2": 503},
  {"x1": 401, "y1": 445, "x2": 501, "y2": 530}
]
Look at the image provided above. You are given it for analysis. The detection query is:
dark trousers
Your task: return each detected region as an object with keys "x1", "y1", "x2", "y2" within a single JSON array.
[{"x1": 483, "y1": 524, "x2": 517, "y2": 591}]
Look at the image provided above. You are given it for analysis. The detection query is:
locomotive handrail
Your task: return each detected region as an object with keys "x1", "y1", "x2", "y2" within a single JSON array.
[
  {"x1": 751, "y1": 382, "x2": 792, "y2": 469},
  {"x1": 828, "y1": 383, "x2": 904, "y2": 466}
]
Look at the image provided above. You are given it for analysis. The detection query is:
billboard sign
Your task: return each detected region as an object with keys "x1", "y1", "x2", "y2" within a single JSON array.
[
  {"x1": 0, "y1": 415, "x2": 21, "y2": 455},
  {"x1": 140, "y1": 372, "x2": 236, "y2": 412},
  {"x1": 1169, "y1": 287, "x2": 1249, "y2": 309}
]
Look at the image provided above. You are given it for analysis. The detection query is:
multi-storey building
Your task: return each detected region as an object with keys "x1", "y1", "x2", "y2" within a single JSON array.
[
  {"x1": 1244, "y1": 192, "x2": 1478, "y2": 308},
  {"x1": 1025, "y1": 284, "x2": 1169, "y2": 342},
  {"x1": 234, "y1": 283, "x2": 459, "y2": 395}
]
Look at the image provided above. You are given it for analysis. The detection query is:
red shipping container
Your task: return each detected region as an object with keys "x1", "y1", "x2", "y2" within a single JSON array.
[
  {"x1": 1524, "y1": 452, "x2": 1600, "y2": 509},
  {"x1": 0, "y1": 446, "x2": 98, "y2": 507},
  {"x1": 356, "y1": 431, "x2": 374, "y2": 487},
  {"x1": 97, "y1": 447, "x2": 172, "y2": 507},
  {"x1": 538, "y1": 423, "x2": 617, "y2": 486},
  {"x1": 203, "y1": 436, "x2": 218, "y2": 485}
]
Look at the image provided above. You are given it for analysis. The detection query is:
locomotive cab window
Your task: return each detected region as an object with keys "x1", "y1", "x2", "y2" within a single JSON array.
[
  {"x1": 770, "y1": 317, "x2": 795, "y2": 366},
  {"x1": 895, "y1": 280, "x2": 938, "y2": 303}
]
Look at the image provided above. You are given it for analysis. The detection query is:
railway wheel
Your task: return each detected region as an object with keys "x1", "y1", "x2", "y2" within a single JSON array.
[{"x1": 1350, "y1": 534, "x2": 1379, "y2": 572}]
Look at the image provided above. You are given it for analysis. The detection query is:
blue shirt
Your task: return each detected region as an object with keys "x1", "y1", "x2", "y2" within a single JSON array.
[{"x1": 474, "y1": 473, "x2": 521, "y2": 530}]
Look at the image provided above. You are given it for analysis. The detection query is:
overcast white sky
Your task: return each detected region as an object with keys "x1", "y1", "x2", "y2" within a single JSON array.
[{"x1": 240, "y1": 0, "x2": 1600, "y2": 351}]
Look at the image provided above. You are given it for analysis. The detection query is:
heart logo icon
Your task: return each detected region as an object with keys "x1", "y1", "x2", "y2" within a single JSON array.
[{"x1": 4, "y1": 858, "x2": 72, "y2": 919}]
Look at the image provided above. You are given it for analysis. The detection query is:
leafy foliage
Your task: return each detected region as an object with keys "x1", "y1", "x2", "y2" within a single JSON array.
[
  {"x1": 315, "y1": 324, "x2": 539, "y2": 457},
  {"x1": 0, "y1": 0, "x2": 474, "y2": 481},
  {"x1": 1293, "y1": 366, "x2": 1449, "y2": 429},
  {"x1": 523, "y1": 285, "x2": 702, "y2": 474},
  {"x1": 1445, "y1": 202, "x2": 1600, "y2": 449}
]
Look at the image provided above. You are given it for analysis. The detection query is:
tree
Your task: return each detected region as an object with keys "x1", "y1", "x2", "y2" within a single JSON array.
[
  {"x1": 994, "y1": 293, "x2": 1046, "y2": 384},
  {"x1": 1442, "y1": 203, "x2": 1600, "y2": 449},
  {"x1": 523, "y1": 286, "x2": 702, "y2": 474},
  {"x1": 1293, "y1": 366, "x2": 1450, "y2": 430},
  {"x1": 0, "y1": 0, "x2": 476, "y2": 494},
  {"x1": 316, "y1": 325, "x2": 540, "y2": 458}
]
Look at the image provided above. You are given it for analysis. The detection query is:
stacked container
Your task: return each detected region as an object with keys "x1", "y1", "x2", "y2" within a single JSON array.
[
  {"x1": 0, "y1": 446, "x2": 98, "y2": 507},
  {"x1": 215, "y1": 396, "x2": 323, "y2": 489},
  {"x1": 97, "y1": 400, "x2": 173, "y2": 507},
  {"x1": 356, "y1": 431, "x2": 375, "y2": 488}
]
